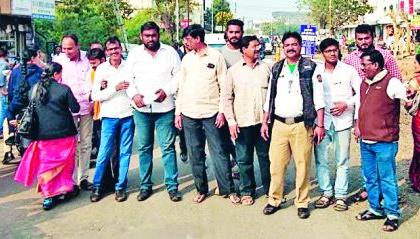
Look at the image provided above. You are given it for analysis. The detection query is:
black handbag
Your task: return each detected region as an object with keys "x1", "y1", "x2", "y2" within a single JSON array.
[{"x1": 17, "y1": 83, "x2": 40, "y2": 138}]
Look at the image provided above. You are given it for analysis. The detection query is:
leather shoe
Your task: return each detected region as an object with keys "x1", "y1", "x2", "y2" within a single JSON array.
[
  {"x1": 90, "y1": 187, "x2": 102, "y2": 202},
  {"x1": 80, "y1": 179, "x2": 93, "y2": 191},
  {"x1": 168, "y1": 189, "x2": 182, "y2": 202},
  {"x1": 115, "y1": 189, "x2": 127, "y2": 202},
  {"x1": 263, "y1": 204, "x2": 280, "y2": 215},
  {"x1": 297, "y1": 208, "x2": 310, "y2": 219},
  {"x1": 137, "y1": 189, "x2": 153, "y2": 201}
]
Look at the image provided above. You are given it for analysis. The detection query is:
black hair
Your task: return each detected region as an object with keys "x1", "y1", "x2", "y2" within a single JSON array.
[
  {"x1": 183, "y1": 24, "x2": 205, "y2": 43},
  {"x1": 360, "y1": 49, "x2": 384, "y2": 69},
  {"x1": 89, "y1": 41, "x2": 102, "y2": 47},
  {"x1": 355, "y1": 24, "x2": 374, "y2": 38},
  {"x1": 240, "y1": 35, "x2": 258, "y2": 53},
  {"x1": 416, "y1": 54, "x2": 420, "y2": 65},
  {"x1": 87, "y1": 48, "x2": 105, "y2": 60},
  {"x1": 282, "y1": 31, "x2": 302, "y2": 45},
  {"x1": 104, "y1": 36, "x2": 122, "y2": 48},
  {"x1": 0, "y1": 48, "x2": 7, "y2": 58},
  {"x1": 319, "y1": 38, "x2": 339, "y2": 52},
  {"x1": 226, "y1": 19, "x2": 244, "y2": 32},
  {"x1": 38, "y1": 62, "x2": 63, "y2": 104},
  {"x1": 141, "y1": 21, "x2": 160, "y2": 34},
  {"x1": 62, "y1": 34, "x2": 79, "y2": 45},
  {"x1": 22, "y1": 48, "x2": 38, "y2": 62}
]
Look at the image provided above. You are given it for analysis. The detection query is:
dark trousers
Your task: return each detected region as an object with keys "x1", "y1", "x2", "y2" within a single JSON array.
[
  {"x1": 182, "y1": 114, "x2": 235, "y2": 195},
  {"x1": 220, "y1": 124, "x2": 236, "y2": 160},
  {"x1": 177, "y1": 128, "x2": 188, "y2": 156},
  {"x1": 235, "y1": 124, "x2": 270, "y2": 196}
]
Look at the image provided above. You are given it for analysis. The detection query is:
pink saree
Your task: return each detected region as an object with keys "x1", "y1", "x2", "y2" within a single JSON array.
[
  {"x1": 411, "y1": 112, "x2": 420, "y2": 192},
  {"x1": 14, "y1": 136, "x2": 77, "y2": 198}
]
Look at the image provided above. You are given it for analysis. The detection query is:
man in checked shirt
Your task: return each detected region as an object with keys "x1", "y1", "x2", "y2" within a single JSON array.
[{"x1": 344, "y1": 24, "x2": 402, "y2": 202}]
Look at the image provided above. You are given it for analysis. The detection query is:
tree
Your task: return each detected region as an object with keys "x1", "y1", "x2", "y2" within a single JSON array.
[
  {"x1": 204, "y1": 0, "x2": 232, "y2": 32},
  {"x1": 298, "y1": 0, "x2": 373, "y2": 34},
  {"x1": 34, "y1": 0, "x2": 133, "y2": 50},
  {"x1": 260, "y1": 18, "x2": 299, "y2": 36},
  {"x1": 153, "y1": 0, "x2": 199, "y2": 42},
  {"x1": 214, "y1": 11, "x2": 233, "y2": 29}
]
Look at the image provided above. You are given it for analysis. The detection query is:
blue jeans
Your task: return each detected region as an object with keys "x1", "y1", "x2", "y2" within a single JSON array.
[
  {"x1": 93, "y1": 116, "x2": 134, "y2": 190},
  {"x1": 360, "y1": 141, "x2": 400, "y2": 219},
  {"x1": 133, "y1": 110, "x2": 178, "y2": 191},
  {"x1": 0, "y1": 95, "x2": 8, "y2": 133},
  {"x1": 314, "y1": 125, "x2": 350, "y2": 199}
]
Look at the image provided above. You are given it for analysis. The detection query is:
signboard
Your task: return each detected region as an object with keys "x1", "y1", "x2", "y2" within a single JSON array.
[
  {"x1": 300, "y1": 24, "x2": 317, "y2": 58},
  {"x1": 12, "y1": 0, "x2": 32, "y2": 16},
  {"x1": 32, "y1": 0, "x2": 55, "y2": 19}
]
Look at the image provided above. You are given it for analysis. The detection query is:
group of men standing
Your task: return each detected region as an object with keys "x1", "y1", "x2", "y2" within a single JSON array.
[{"x1": 51, "y1": 19, "x2": 407, "y2": 232}]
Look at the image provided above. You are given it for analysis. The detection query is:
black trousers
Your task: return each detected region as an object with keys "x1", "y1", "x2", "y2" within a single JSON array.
[{"x1": 182, "y1": 114, "x2": 235, "y2": 195}]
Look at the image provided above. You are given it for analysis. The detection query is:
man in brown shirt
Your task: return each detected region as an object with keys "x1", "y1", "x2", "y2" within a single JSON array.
[
  {"x1": 175, "y1": 24, "x2": 239, "y2": 204},
  {"x1": 223, "y1": 35, "x2": 271, "y2": 205}
]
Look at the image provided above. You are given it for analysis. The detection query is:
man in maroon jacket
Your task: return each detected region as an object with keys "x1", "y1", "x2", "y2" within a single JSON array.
[{"x1": 354, "y1": 49, "x2": 410, "y2": 232}]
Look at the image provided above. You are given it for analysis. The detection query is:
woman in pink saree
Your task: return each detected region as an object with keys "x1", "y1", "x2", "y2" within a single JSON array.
[
  {"x1": 15, "y1": 62, "x2": 80, "y2": 210},
  {"x1": 406, "y1": 54, "x2": 420, "y2": 193}
]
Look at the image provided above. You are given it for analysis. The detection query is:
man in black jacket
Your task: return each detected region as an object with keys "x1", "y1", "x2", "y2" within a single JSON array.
[{"x1": 260, "y1": 32, "x2": 325, "y2": 219}]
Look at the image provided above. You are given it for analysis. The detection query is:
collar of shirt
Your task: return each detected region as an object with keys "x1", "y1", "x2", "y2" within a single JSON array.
[
  {"x1": 365, "y1": 69, "x2": 388, "y2": 85},
  {"x1": 193, "y1": 45, "x2": 210, "y2": 57},
  {"x1": 139, "y1": 43, "x2": 168, "y2": 56},
  {"x1": 241, "y1": 58, "x2": 261, "y2": 69}
]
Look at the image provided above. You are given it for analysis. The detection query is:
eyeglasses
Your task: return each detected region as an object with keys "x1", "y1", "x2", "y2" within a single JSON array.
[
  {"x1": 361, "y1": 62, "x2": 375, "y2": 67},
  {"x1": 323, "y1": 49, "x2": 338, "y2": 54}
]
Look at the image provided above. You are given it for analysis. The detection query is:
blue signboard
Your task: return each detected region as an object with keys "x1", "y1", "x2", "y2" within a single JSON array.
[{"x1": 300, "y1": 25, "x2": 317, "y2": 58}]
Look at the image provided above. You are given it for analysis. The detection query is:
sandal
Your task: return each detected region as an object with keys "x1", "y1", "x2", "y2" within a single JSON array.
[
  {"x1": 383, "y1": 218, "x2": 399, "y2": 232},
  {"x1": 334, "y1": 199, "x2": 348, "y2": 211},
  {"x1": 355, "y1": 210, "x2": 386, "y2": 221},
  {"x1": 315, "y1": 195, "x2": 334, "y2": 208},
  {"x1": 192, "y1": 193, "x2": 207, "y2": 203},
  {"x1": 227, "y1": 193, "x2": 241, "y2": 205},
  {"x1": 240, "y1": 196, "x2": 254, "y2": 206}
]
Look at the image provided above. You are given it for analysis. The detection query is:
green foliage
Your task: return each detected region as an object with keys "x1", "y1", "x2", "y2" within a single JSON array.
[
  {"x1": 204, "y1": 0, "x2": 232, "y2": 32},
  {"x1": 260, "y1": 18, "x2": 299, "y2": 36},
  {"x1": 214, "y1": 11, "x2": 233, "y2": 28},
  {"x1": 34, "y1": 0, "x2": 133, "y2": 50},
  {"x1": 298, "y1": 0, "x2": 372, "y2": 33}
]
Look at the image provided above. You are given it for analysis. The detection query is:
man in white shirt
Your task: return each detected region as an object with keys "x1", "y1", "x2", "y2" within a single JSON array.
[
  {"x1": 126, "y1": 22, "x2": 182, "y2": 202},
  {"x1": 313, "y1": 38, "x2": 361, "y2": 211},
  {"x1": 90, "y1": 37, "x2": 134, "y2": 203}
]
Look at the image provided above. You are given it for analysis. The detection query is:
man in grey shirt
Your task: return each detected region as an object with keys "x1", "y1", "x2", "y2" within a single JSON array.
[{"x1": 220, "y1": 19, "x2": 244, "y2": 68}]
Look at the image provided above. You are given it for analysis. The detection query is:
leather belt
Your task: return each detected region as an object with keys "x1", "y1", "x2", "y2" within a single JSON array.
[{"x1": 273, "y1": 115, "x2": 304, "y2": 125}]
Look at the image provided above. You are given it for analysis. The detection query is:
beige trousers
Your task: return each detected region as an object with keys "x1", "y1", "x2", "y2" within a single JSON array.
[
  {"x1": 72, "y1": 114, "x2": 93, "y2": 184},
  {"x1": 268, "y1": 120, "x2": 313, "y2": 208}
]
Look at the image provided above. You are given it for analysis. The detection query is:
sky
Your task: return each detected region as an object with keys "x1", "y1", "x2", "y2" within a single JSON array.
[{"x1": 225, "y1": 0, "x2": 301, "y2": 21}]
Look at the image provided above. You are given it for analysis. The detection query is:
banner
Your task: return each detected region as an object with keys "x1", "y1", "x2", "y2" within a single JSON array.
[
  {"x1": 12, "y1": 0, "x2": 32, "y2": 16},
  {"x1": 32, "y1": 0, "x2": 55, "y2": 19}
]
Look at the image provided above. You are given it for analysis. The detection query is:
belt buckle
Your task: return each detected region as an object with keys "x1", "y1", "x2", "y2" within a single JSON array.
[{"x1": 285, "y1": 117, "x2": 295, "y2": 125}]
